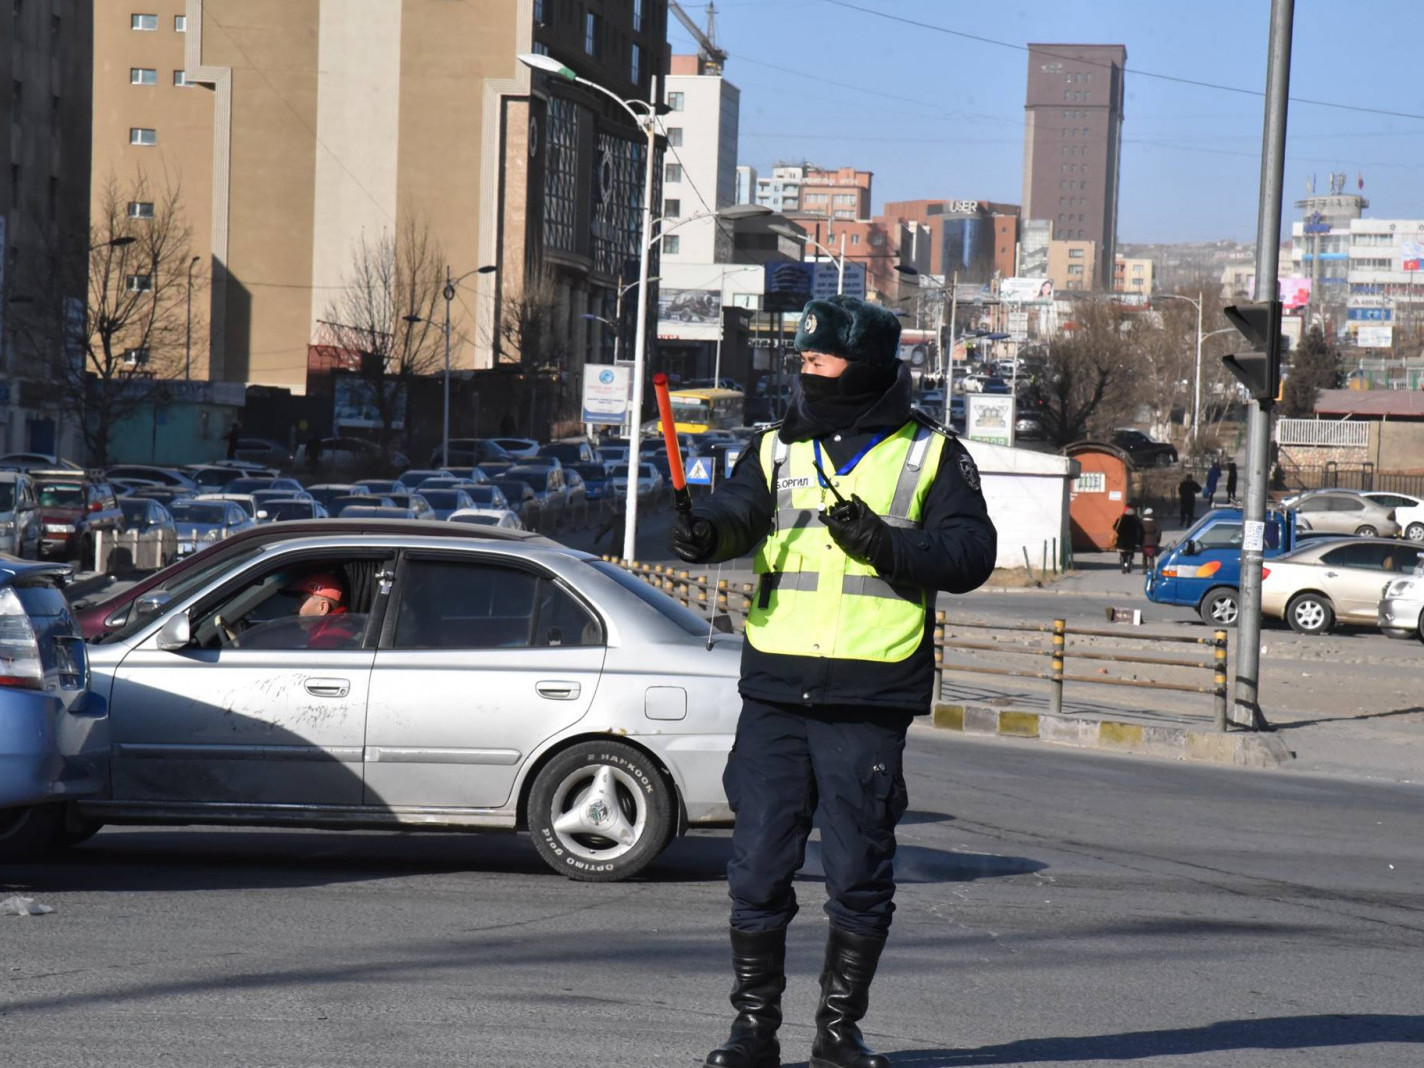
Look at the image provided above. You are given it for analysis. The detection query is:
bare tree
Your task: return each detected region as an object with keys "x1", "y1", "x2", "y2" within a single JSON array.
[
  {"x1": 1025, "y1": 297, "x2": 1139, "y2": 446},
  {"x1": 320, "y1": 216, "x2": 446, "y2": 448},
  {"x1": 495, "y1": 268, "x2": 566, "y2": 369},
  {"x1": 13, "y1": 176, "x2": 195, "y2": 465}
]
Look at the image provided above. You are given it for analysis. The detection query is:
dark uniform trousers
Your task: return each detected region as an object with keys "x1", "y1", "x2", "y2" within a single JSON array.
[{"x1": 723, "y1": 697, "x2": 913, "y2": 939}]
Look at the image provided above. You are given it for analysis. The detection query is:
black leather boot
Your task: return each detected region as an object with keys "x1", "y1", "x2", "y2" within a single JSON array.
[
  {"x1": 704, "y1": 926, "x2": 786, "y2": 1068},
  {"x1": 809, "y1": 926, "x2": 889, "y2": 1068}
]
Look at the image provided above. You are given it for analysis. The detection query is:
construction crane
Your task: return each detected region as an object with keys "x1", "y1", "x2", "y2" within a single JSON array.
[{"x1": 669, "y1": 1, "x2": 727, "y2": 75}]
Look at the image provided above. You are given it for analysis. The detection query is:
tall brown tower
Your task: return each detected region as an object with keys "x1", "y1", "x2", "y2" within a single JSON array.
[{"x1": 1022, "y1": 43, "x2": 1126, "y2": 290}]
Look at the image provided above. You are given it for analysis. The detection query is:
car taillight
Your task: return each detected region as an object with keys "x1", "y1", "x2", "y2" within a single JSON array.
[
  {"x1": 0, "y1": 587, "x2": 44, "y2": 689},
  {"x1": 88, "y1": 500, "x2": 103, "y2": 512},
  {"x1": 1259, "y1": 567, "x2": 1271, "y2": 580}
]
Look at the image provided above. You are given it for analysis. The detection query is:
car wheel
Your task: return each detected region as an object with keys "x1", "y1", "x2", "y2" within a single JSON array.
[
  {"x1": 1405, "y1": 522, "x2": 1424, "y2": 542},
  {"x1": 1286, "y1": 592, "x2": 1334, "y2": 635},
  {"x1": 1354, "y1": 525, "x2": 1378, "y2": 537},
  {"x1": 0, "y1": 804, "x2": 65, "y2": 861},
  {"x1": 525, "y1": 740, "x2": 674, "y2": 882},
  {"x1": 1198, "y1": 586, "x2": 1240, "y2": 627}
]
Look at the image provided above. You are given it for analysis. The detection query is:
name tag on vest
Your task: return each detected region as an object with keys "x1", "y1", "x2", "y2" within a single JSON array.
[{"x1": 776, "y1": 475, "x2": 813, "y2": 491}]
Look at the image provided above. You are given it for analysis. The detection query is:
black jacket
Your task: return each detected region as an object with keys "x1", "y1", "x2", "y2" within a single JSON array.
[{"x1": 693, "y1": 366, "x2": 997, "y2": 715}]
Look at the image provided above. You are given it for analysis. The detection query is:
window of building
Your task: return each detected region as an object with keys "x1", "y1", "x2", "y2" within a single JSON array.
[
  {"x1": 122, "y1": 347, "x2": 150, "y2": 367},
  {"x1": 805, "y1": 193, "x2": 827, "y2": 204},
  {"x1": 126, "y1": 273, "x2": 153, "y2": 292},
  {"x1": 664, "y1": 198, "x2": 680, "y2": 218},
  {"x1": 666, "y1": 126, "x2": 682, "y2": 147},
  {"x1": 664, "y1": 234, "x2": 680, "y2": 255},
  {"x1": 1069, "y1": 248, "x2": 1083, "y2": 258},
  {"x1": 533, "y1": 0, "x2": 545, "y2": 24},
  {"x1": 174, "y1": 13, "x2": 185, "y2": 31},
  {"x1": 174, "y1": 70, "x2": 191, "y2": 86},
  {"x1": 664, "y1": 162, "x2": 681, "y2": 183},
  {"x1": 127, "y1": 201, "x2": 155, "y2": 219},
  {"x1": 130, "y1": 67, "x2": 157, "y2": 85},
  {"x1": 630, "y1": 42, "x2": 641, "y2": 84},
  {"x1": 584, "y1": 11, "x2": 600, "y2": 56},
  {"x1": 1068, "y1": 265, "x2": 1084, "y2": 275},
  {"x1": 9, "y1": 164, "x2": 19, "y2": 207},
  {"x1": 130, "y1": 13, "x2": 157, "y2": 30},
  {"x1": 850, "y1": 234, "x2": 860, "y2": 245},
  {"x1": 632, "y1": 0, "x2": 643, "y2": 32},
  {"x1": 833, "y1": 210, "x2": 853, "y2": 219},
  {"x1": 833, "y1": 193, "x2": 856, "y2": 205},
  {"x1": 667, "y1": 91, "x2": 684, "y2": 111},
  {"x1": 129, "y1": 127, "x2": 157, "y2": 145}
]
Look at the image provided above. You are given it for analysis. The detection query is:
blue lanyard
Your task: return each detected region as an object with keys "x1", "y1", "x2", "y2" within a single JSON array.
[{"x1": 812, "y1": 429, "x2": 892, "y2": 488}]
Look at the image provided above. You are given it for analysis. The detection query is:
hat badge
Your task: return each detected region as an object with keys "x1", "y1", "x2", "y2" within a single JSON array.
[{"x1": 804, "y1": 313, "x2": 818, "y2": 333}]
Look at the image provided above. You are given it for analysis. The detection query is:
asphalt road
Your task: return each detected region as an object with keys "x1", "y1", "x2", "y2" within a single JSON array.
[{"x1": 4, "y1": 728, "x2": 1422, "y2": 1067}]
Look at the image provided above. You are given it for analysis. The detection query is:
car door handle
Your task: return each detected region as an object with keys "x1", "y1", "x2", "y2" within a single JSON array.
[
  {"x1": 1324, "y1": 571, "x2": 1338, "y2": 578},
  {"x1": 536, "y1": 681, "x2": 581, "y2": 701},
  {"x1": 304, "y1": 678, "x2": 350, "y2": 698}
]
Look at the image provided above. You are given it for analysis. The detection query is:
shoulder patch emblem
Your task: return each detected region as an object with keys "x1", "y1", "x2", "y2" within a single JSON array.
[{"x1": 958, "y1": 451, "x2": 981, "y2": 491}]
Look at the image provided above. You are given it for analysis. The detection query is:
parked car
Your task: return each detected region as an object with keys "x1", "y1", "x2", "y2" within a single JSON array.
[
  {"x1": 259, "y1": 498, "x2": 331, "y2": 523},
  {"x1": 1111, "y1": 429, "x2": 1179, "y2": 468},
  {"x1": 1146, "y1": 508, "x2": 1296, "y2": 626},
  {"x1": 1260, "y1": 537, "x2": 1424, "y2": 634},
  {"x1": 35, "y1": 475, "x2": 125, "y2": 563},
  {"x1": 962, "y1": 374, "x2": 1011, "y2": 395},
  {"x1": 116, "y1": 497, "x2": 178, "y2": 568},
  {"x1": 0, "y1": 560, "x2": 100, "y2": 861},
  {"x1": 395, "y1": 468, "x2": 454, "y2": 491},
  {"x1": 0, "y1": 452, "x2": 84, "y2": 473},
  {"x1": 224, "y1": 476, "x2": 306, "y2": 497},
  {"x1": 1379, "y1": 560, "x2": 1424, "y2": 642},
  {"x1": 337, "y1": 505, "x2": 422, "y2": 519},
  {"x1": 538, "y1": 441, "x2": 599, "y2": 467},
  {"x1": 490, "y1": 437, "x2": 540, "y2": 459},
  {"x1": 426, "y1": 467, "x2": 490, "y2": 486},
  {"x1": 447, "y1": 508, "x2": 523, "y2": 530},
  {"x1": 169, "y1": 499, "x2": 257, "y2": 557},
  {"x1": 0, "y1": 471, "x2": 43, "y2": 559},
  {"x1": 75, "y1": 518, "x2": 546, "y2": 639},
  {"x1": 105, "y1": 465, "x2": 199, "y2": 492},
  {"x1": 506, "y1": 465, "x2": 571, "y2": 525},
  {"x1": 232, "y1": 437, "x2": 294, "y2": 469},
  {"x1": 328, "y1": 494, "x2": 397, "y2": 515},
  {"x1": 124, "y1": 486, "x2": 196, "y2": 509},
  {"x1": 453, "y1": 484, "x2": 510, "y2": 512},
  {"x1": 78, "y1": 532, "x2": 741, "y2": 879},
  {"x1": 1014, "y1": 412, "x2": 1046, "y2": 440},
  {"x1": 1363, "y1": 492, "x2": 1424, "y2": 542},
  {"x1": 299, "y1": 436, "x2": 408, "y2": 470},
  {"x1": 109, "y1": 477, "x2": 165, "y2": 496},
  {"x1": 303, "y1": 484, "x2": 361, "y2": 512},
  {"x1": 1289, "y1": 490, "x2": 1401, "y2": 538},
  {"x1": 608, "y1": 462, "x2": 663, "y2": 500},
  {"x1": 571, "y1": 463, "x2": 613, "y2": 505},
  {"x1": 383, "y1": 492, "x2": 435, "y2": 520},
  {"x1": 492, "y1": 479, "x2": 542, "y2": 526},
  {"x1": 183, "y1": 465, "x2": 253, "y2": 491},
  {"x1": 416, "y1": 488, "x2": 476, "y2": 521},
  {"x1": 194, "y1": 492, "x2": 260, "y2": 520},
  {"x1": 251, "y1": 487, "x2": 315, "y2": 512},
  {"x1": 431, "y1": 438, "x2": 513, "y2": 467}
]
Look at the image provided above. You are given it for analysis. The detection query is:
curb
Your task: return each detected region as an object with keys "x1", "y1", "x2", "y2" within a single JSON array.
[{"x1": 930, "y1": 701, "x2": 1294, "y2": 769}]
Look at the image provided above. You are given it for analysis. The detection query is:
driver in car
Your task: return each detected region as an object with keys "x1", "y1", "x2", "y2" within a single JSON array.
[{"x1": 286, "y1": 572, "x2": 359, "y2": 649}]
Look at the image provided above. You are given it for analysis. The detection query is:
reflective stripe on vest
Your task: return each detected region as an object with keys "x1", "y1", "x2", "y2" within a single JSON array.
[{"x1": 748, "y1": 421, "x2": 946, "y2": 663}]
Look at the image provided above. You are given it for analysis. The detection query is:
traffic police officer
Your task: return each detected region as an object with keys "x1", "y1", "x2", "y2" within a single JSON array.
[{"x1": 672, "y1": 294, "x2": 997, "y2": 1068}]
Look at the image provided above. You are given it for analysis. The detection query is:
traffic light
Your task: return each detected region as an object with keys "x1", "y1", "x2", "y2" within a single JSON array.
[{"x1": 1221, "y1": 300, "x2": 1282, "y2": 404}]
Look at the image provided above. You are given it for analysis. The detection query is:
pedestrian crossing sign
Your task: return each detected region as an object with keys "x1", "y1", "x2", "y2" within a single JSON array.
[{"x1": 685, "y1": 456, "x2": 714, "y2": 485}]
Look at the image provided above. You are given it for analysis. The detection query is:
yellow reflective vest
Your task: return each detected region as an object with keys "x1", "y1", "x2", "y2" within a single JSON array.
[{"x1": 747, "y1": 419, "x2": 946, "y2": 663}]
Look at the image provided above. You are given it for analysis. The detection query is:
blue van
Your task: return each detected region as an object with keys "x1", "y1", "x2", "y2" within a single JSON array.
[{"x1": 1144, "y1": 508, "x2": 1295, "y2": 626}]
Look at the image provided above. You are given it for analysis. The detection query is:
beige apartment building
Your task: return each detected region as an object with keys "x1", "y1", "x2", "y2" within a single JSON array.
[
  {"x1": 1113, "y1": 256, "x2": 1153, "y2": 296},
  {"x1": 1, "y1": 0, "x2": 92, "y2": 456},
  {"x1": 93, "y1": 0, "x2": 669, "y2": 394},
  {"x1": 1047, "y1": 238, "x2": 1098, "y2": 293}
]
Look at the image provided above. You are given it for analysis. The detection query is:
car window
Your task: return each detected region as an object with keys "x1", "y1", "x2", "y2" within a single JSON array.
[
  {"x1": 38, "y1": 482, "x2": 84, "y2": 507},
  {"x1": 390, "y1": 559, "x2": 600, "y2": 650},
  {"x1": 1194, "y1": 522, "x2": 1243, "y2": 550},
  {"x1": 1369, "y1": 494, "x2": 1414, "y2": 509},
  {"x1": 1295, "y1": 496, "x2": 1326, "y2": 512},
  {"x1": 1320, "y1": 544, "x2": 1394, "y2": 570},
  {"x1": 1324, "y1": 495, "x2": 1362, "y2": 511}
]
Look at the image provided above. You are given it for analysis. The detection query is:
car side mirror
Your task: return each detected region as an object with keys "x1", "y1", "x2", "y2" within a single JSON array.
[
  {"x1": 155, "y1": 611, "x2": 192, "y2": 651},
  {"x1": 136, "y1": 591, "x2": 172, "y2": 616},
  {"x1": 1184, "y1": 539, "x2": 1199, "y2": 557},
  {"x1": 257, "y1": 510, "x2": 268, "y2": 519}
]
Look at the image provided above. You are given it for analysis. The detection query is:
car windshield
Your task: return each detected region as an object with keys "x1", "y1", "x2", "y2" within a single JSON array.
[
  {"x1": 573, "y1": 464, "x2": 605, "y2": 480},
  {"x1": 38, "y1": 482, "x2": 84, "y2": 507},
  {"x1": 512, "y1": 470, "x2": 549, "y2": 490},
  {"x1": 420, "y1": 490, "x2": 460, "y2": 507},
  {"x1": 265, "y1": 501, "x2": 314, "y2": 521},
  {"x1": 608, "y1": 465, "x2": 630, "y2": 477},
  {"x1": 588, "y1": 560, "x2": 714, "y2": 637},
  {"x1": 0, "y1": 483, "x2": 14, "y2": 510},
  {"x1": 169, "y1": 502, "x2": 230, "y2": 524},
  {"x1": 119, "y1": 499, "x2": 149, "y2": 524},
  {"x1": 97, "y1": 544, "x2": 268, "y2": 644}
]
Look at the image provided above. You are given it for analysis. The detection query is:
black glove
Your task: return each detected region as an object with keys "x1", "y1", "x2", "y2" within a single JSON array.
[
  {"x1": 821, "y1": 494, "x2": 894, "y2": 572},
  {"x1": 671, "y1": 510, "x2": 719, "y2": 563}
]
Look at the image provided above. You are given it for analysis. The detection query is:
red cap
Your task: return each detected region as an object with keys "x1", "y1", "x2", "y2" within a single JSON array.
[{"x1": 287, "y1": 572, "x2": 344, "y2": 603}]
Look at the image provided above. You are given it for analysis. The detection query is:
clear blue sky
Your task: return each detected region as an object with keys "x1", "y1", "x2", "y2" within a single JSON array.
[{"x1": 669, "y1": 0, "x2": 1424, "y2": 243}]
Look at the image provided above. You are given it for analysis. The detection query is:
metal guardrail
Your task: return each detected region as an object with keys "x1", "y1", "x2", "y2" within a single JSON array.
[
  {"x1": 603, "y1": 557, "x2": 755, "y2": 622},
  {"x1": 935, "y1": 612, "x2": 1231, "y2": 730}
]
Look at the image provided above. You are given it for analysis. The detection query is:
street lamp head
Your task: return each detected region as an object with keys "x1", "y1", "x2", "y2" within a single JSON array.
[
  {"x1": 109, "y1": 236, "x2": 137, "y2": 248},
  {"x1": 477, "y1": 264, "x2": 498, "y2": 274},
  {"x1": 402, "y1": 313, "x2": 424, "y2": 324},
  {"x1": 894, "y1": 262, "x2": 920, "y2": 276},
  {"x1": 517, "y1": 53, "x2": 577, "y2": 80}
]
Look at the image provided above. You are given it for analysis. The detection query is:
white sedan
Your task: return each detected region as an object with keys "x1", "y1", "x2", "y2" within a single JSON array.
[
  {"x1": 447, "y1": 507, "x2": 523, "y2": 530},
  {"x1": 1260, "y1": 537, "x2": 1424, "y2": 634},
  {"x1": 1364, "y1": 492, "x2": 1424, "y2": 543}
]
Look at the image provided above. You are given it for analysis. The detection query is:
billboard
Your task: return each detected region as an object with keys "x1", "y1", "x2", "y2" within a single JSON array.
[
  {"x1": 1278, "y1": 277, "x2": 1312, "y2": 310},
  {"x1": 810, "y1": 261, "x2": 867, "y2": 301},
  {"x1": 966, "y1": 393, "x2": 1015, "y2": 447},
  {"x1": 1354, "y1": 324, "x2": 1394, "y2": 349},
  {"x1": 657, "y1": 286, "x2": 723, "y2": 341},
  {"x1": 581, "y1": 364, "x2": 630, "y2": 425},
  {"x1": 1000, "y1": 277, "x2": 1055, "y2": 303},
  {"x1": 763, "y1": 262, "x2": 814, "y2": 313},
  {"x1": 1402, "y1": 241, "x2": 1423, "y2": 272}
]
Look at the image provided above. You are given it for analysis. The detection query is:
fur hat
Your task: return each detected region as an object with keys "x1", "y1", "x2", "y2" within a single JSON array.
[{"x1": 793, "y1": 295, "x2": 901, "y2": 367}]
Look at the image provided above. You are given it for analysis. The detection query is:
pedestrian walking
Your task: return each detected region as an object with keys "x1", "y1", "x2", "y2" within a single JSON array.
[
  {"x1": 225, "y1": 420, "x2": 243, "y2": 461},
  {"x1": 1178, "y1": 469, "x2": 1202, "y2": 526},
  {"x1": 1140, "y1": 507, "x2": 1161, "y2": 572},
  {"x1": 1226, "y1": 460, "x2": 1239, "y2": 504},
  {"x1": 671, "y1": 294, "x2": 997, "y2": 1068},
  {"x1": 1112, "y1": 504, "x2": 1144, "y2": 573},
  {"x1": 1203, "y1": 458, "x2": 1222, "y2": 506}
]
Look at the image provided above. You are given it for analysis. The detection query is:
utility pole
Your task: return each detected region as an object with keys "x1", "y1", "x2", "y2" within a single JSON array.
[
  {"x1": 1234, "y1": 0, "x2": 1294, "y2": 732},
  {"x1": 942, "y1": 270, "x2": 958, "y2": 430}
]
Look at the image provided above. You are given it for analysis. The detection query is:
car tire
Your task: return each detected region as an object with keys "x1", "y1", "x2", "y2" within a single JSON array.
[
  {"x1": 0, "y1": 803, "x2": 65, "y2": 861},
  {"x1": 1198, "y1": 586, "x2": 1240, "y2": 627},
  {"x1": 1405, "y1": 522, "x2": 1424, "y2": 542},
  {"x1": 1286, "y1": 592, "x2": 1334, "y2": 635},
  {"x1": 525, "y1": 740, "x2": 674, "y2": 882},
  {"x1": 1354, "y1": 525, "x2": 1378, "y2": 537}
]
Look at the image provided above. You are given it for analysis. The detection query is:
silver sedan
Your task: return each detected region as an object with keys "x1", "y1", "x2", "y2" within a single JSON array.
[{"x1": 78, "y1": 534, "x2": 741, "y2": 880}]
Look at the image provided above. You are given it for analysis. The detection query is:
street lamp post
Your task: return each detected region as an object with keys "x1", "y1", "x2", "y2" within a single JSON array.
[{"x1": 185, "y1": 255, "x2": 200, "y2": 380}]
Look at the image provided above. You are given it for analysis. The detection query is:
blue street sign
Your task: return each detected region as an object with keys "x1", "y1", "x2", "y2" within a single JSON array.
[
  {"x1": 724, "y1": 448, "x2": 741, "y2": 476},
  {"x1": 685, "y1": 455, "x2": 714, "y2": 486}
]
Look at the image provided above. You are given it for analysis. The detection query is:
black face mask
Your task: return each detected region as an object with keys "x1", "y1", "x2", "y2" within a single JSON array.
[{"x1": 797, "y1": 361, "x2": 899, "y2": 432}]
